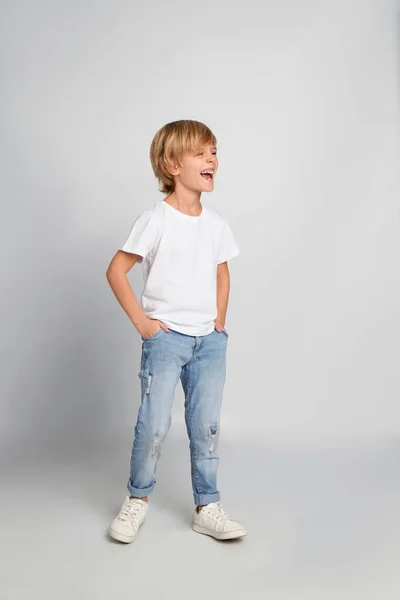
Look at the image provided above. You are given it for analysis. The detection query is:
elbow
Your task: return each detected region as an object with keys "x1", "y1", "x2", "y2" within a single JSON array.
[
  {"x1": 105, "y1": 264, "x2": 113, "y2": 279},
  {"x1": 106, "y1": 264, "x2": 119, "y2": 281},
  {"x1": 106, "y1": 263, "x2": 128, "y2": 282}
]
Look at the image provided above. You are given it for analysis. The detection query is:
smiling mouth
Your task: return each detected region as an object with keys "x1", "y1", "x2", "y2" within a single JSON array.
[{"x1": 200, "y1": 170, "x2": 214, "y2": 181}]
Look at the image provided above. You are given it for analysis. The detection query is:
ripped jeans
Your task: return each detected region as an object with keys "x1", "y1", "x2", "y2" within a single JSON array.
[{"x1": 127, "y1": 327, "x2": 228, "y2": 506}]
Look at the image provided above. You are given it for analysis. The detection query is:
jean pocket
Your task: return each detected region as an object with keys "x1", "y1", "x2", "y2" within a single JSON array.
[
  {"x1": 220, "y1": 329, "x2": 229, "y2": 337},
  {"x1": 142, "y1": 327, "x2": 163, "y2": 341}
]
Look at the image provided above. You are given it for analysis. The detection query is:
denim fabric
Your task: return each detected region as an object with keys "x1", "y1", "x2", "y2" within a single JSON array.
[{"x1": 127, "y1": 327, "x2": 228, "y2": 505}]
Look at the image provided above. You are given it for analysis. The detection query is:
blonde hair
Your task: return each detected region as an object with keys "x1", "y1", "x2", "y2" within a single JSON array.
[{"x1": 149, "y1": 120, "x2": 217, "y2": 194}]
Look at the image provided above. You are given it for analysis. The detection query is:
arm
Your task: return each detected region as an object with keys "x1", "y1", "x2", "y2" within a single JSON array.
[
  {"x1": 215, "y1": 261, "x2": 230, "y2": 331},
  {"x1": 105, "y1": 250, "x2": 166, "y2": 337}
]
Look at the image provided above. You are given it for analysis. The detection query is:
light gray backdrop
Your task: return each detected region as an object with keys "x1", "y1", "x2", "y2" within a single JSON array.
[
  {"x1": 2, "y1": 0, "x2": 399, "y2": 447},
  {"x1": 1, "y1": 1, "x2": 400, "y2": 599}
]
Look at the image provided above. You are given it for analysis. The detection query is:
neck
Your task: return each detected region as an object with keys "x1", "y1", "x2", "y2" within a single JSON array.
[{"x1": 164, "y1": 187, "x2": 202, "y2": 216}]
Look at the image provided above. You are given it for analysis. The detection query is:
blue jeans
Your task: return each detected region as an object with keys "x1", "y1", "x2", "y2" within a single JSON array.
[{"x1": 127, "y1": 327, "x2": 228, "y2": 505}]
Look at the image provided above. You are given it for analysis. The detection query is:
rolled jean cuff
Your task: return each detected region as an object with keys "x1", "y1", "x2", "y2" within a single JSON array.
[
  {"x1": 127, "y1": 480, "x2": 155, "y2": 498},
  {"x1": 194, "y1": 491, "x2": 220, "y2": 505}
]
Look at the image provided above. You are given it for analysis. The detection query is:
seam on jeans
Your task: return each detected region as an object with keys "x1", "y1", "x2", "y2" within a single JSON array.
[
  {"x1": 182, "y1": 369, "x2": 199, "y2": 497},
  {"x1": 186, "y1": 372, "x2": 201, "y2": 497}
]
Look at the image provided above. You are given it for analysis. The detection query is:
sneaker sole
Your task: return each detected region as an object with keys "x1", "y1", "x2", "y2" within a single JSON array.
[
  {"x1": 108, "y1": 526, "x2": 140, "y2": 543},
  {"x1": 192, "y1": 523, "x2": 247, "y2": 540}
]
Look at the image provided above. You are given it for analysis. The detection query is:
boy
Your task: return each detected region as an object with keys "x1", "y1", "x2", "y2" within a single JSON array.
[{"x1": 106, "y1": 119, "x2": 246, "y2": 543}]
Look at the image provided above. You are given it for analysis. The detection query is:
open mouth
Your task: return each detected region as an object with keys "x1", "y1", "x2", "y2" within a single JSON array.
[{"x1": 200, "y1": 170, "x2": 214, "y2": 181}]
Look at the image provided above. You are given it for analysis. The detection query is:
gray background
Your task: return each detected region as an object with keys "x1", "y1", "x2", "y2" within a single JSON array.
[{"x1": 1, "y1": 1, "x2": 400, "y2": 598}]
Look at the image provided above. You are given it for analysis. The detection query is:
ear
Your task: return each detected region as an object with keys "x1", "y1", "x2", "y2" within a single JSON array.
[{"x1": 165, "y1": 159, "x2": 179, "y2": 177}]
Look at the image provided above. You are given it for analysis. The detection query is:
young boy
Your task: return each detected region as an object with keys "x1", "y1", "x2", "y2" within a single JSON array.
[{"x1": 106, "y1": 119, "x2": 246, "y2": 543}]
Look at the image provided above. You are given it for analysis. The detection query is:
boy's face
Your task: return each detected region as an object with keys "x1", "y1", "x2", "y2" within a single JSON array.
[{"x1": 170, "y1": 143, "x2": 218, "y2": 193}]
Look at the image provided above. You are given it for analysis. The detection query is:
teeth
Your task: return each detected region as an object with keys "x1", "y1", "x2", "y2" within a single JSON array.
[{"x1": 201, "y1": 170, "x2": 214, "y2": 174}]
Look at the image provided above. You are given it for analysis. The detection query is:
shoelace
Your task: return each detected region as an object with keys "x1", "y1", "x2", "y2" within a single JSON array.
[
  {"x1": 204, "y1": 502, "x2": 231, "y2": 524},
  {"x1": 118, "y1": 499, "x2": 144, "y2": 522}
]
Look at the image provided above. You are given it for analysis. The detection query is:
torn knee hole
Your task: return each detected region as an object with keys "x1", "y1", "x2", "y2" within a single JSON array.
[
  {"x1": 150, "y1": 433, "x2": 163, "y2": 458},
  {"x1": 207, "y1": 424, "x2": 219, "y2": 453},
  {"x1": 145, "y1": 374, "x2": 153, "y2": 394}
]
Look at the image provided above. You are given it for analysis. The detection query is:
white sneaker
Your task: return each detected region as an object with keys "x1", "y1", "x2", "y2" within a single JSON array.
[
  {"x1": 192, "y1": 501, "x2": 247, "y2": 540},
  {"x1": 108, "y1": 496, "x2": 149, "y2": 543}
]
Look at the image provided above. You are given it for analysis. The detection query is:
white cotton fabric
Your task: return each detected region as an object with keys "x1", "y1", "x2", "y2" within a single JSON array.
[{"x1": 119, "y1": 198, "x2": 240, "y2": 336}]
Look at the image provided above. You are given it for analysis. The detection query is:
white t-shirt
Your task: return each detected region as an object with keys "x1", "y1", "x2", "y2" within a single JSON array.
[{"x1": 119, "y1": 198, "x2": 240, "y2": 336}]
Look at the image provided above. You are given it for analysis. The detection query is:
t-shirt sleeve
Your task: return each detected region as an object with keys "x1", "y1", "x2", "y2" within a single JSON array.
[
  {"x1": 217, "y1": 220, "x2": 240, "y2": 264},
  {"x1": 119, "y1": 210, "x2": 158, "y2": 259}
]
